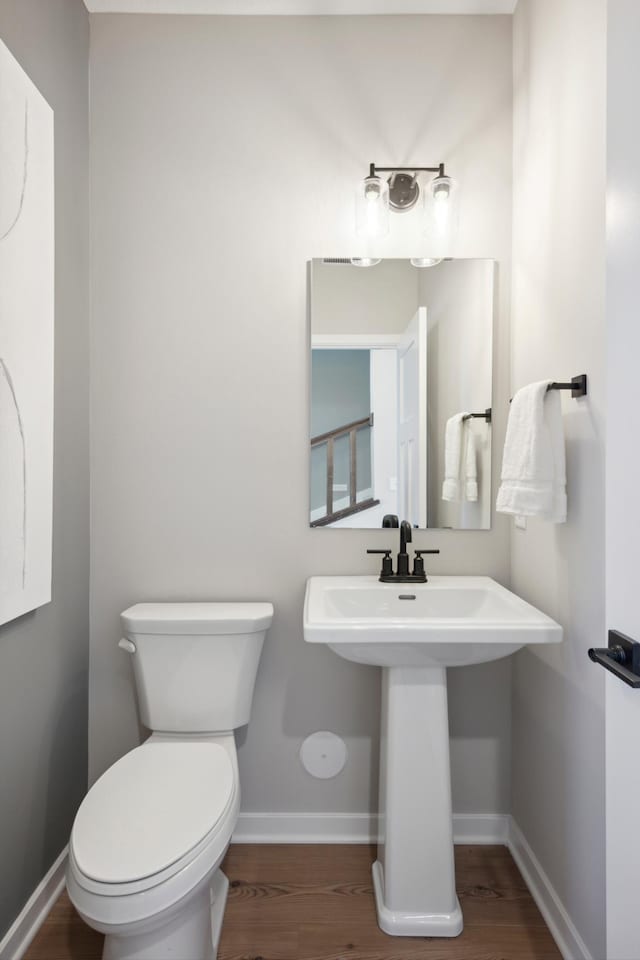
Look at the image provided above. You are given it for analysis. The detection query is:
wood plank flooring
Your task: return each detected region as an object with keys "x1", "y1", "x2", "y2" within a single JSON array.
[{"x1": 24, "y1": 844, "x2": 562, "y2": 960}]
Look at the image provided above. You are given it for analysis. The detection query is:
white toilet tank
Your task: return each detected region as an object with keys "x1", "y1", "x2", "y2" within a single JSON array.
[{"x1": 120, "y1": 602, "x2": 273, "y2": 733}]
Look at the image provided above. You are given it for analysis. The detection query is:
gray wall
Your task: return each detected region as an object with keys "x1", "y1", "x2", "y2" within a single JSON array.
[
  {"x1": 89, "y1": 13, "x2": 513, "y2": 817},
  {"x1": 0, "y1": 0, "x2": 89, "y2": 940},
  {"x1": 510, "y1": 0, "x2": 606, "y2": 956}
]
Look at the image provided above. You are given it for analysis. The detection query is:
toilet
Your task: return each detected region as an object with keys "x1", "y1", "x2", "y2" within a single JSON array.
[{"x1": 66, "y1": 601, "x2": 273, "y2": 960}]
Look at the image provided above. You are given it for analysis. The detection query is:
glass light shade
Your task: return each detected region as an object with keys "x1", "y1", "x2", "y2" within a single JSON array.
[
  {"x1": 423, "y1": 175, "x2": 459, "y2": 256},
  {"x1": 410, "y1": 258, "x2": 443, "y2": 268},
  {"x1": 351, "y1": 258, "x2": 382, "y2": 267},
  {"x1": 355, "y1": 175, "x2": 390, "y2": 239}
]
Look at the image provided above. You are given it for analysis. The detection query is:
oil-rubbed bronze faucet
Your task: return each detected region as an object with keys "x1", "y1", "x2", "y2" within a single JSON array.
[
  {"x1": 367, "y1": 520, "x2": 440, "y2": 583},
  {"x1": 397, "y1": 520, "x2": 413, "y2": 577}
]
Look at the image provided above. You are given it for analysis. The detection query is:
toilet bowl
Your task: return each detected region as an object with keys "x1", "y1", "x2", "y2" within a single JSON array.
[{"x1": 67, "y1": 602, "x2": 273, "y2": 960}]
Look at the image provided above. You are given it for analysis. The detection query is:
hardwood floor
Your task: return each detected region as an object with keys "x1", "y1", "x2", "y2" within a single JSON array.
[{"x1": 24, "y1": 844, "x2": 562, "y2": 960}]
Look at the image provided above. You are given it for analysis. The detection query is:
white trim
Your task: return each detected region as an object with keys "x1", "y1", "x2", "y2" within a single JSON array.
[
  {"x1": 508, "y1": 819, "x2": 592, "y2": 960},
  {"x1": 312, "y1": 333, "x2": 400, "y2": 350},
  {"x1": 83, "y1": 1, "x2": 518, "y2": 16},
  {"x1": 0, "y1": 846, "x2": 68, "y2": 960},
  {"x1": 454, "y1": 812, "x2": 509, "y2": 844},
  {"x1": 232, "y1": 811, "x2": 509, "y2": 844},
  {"x1": 232, "y1": 812, "x2": 379, "y2": 844},
  {"x1": 370, "y1": 349, "x2": 399, "y2": 521}
]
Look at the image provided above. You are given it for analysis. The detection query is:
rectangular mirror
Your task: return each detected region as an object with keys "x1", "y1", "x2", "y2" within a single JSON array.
[{"x1": 309, "y1": 258, "x2": 494, "y2": 530}]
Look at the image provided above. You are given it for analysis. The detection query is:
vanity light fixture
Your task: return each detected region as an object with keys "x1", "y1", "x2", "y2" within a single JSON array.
[{"x1": 355, "y1": 163, "x2": 458, "y2": 245}]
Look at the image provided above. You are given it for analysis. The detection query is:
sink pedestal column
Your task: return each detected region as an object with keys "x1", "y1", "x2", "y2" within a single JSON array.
[{"x1": 373, "y1": 665, "x2": 463, "y2": 937}]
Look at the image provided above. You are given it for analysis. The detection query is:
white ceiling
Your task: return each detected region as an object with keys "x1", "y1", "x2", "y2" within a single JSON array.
[{"x1": 83, "y1": 1, "x2": 518, "y2": 15}]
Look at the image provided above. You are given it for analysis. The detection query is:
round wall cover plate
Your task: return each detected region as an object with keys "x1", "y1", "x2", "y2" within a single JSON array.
[{"x1": 300, "y1": 731, "x2": 347, "y2": 779}]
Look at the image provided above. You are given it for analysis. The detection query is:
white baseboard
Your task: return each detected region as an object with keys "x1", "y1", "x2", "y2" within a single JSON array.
[
  {"x1": 0, "y1": 846, "x2": 68, "y2": 960},
  {"x1": 453, "y1": 812, "x2": 510, "y2": 844},
  {"x1": 232, "y1": 812, "x2": 379, "y2": 844},
  {"x1": 232, "y1": 811, "x2": 509, "y2": 845},
  {"x1": 508, "y1": 819, "x2": 592, "y2": 960}
]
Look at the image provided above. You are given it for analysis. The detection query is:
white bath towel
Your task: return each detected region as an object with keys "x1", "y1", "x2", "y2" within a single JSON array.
[
  {"x1": 496, "y1": 381, "x2": 567, "y2": 523},
  {"x1": 442, "y1": 413, "x2": 467, "y2": 501},
  {"x1": 464, "y1": 429, "x2": 478, "y2": 502}
]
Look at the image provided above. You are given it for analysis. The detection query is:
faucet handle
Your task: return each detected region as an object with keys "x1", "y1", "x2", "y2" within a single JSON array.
[
  {"x1": 413, "y1": 548, "x2": 440, "y2": 580},
  {"x1": 367, "y1": 549, "x2": 394, "y2": 578}
]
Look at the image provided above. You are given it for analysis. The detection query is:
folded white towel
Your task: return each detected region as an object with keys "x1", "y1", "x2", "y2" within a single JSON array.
[
  {"x1": 464, "y1": 429, "x2": 478, "y2": 502},
  {"x1": 442, "y1": 412, "x2": 468, "y2": 501},
  {"x1": 496, "y1": 380, "x2": 567, "y2": 523}
]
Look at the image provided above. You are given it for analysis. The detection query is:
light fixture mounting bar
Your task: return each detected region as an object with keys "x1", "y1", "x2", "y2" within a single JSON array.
[{"x1": 369, "y1": 163, "x2": 446, "y2": 178}]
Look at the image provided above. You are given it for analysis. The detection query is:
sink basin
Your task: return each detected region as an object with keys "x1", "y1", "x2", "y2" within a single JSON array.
[
  {"x1": 304, "y1": 575, "x2": 562, "y2": 667},
  {"x1": 303, "y1": 574, "x2": 562, "y2": 939}
]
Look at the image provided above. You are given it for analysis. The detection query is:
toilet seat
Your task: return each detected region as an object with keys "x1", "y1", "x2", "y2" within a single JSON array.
[
  {"x1": 70, "y1": 740, "x2": 236, "y2": 899},
  {"x1": 68, "y1": 739, "x2": 239, "y2": 931}
]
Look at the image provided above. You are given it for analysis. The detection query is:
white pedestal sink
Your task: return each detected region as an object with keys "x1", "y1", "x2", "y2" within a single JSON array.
[{"x1": 303, "y1": 575, "x2": 562, "y2": 937}]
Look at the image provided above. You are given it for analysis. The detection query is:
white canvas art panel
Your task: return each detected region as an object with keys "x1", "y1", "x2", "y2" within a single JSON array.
[{"x1": 0, "y1": 39, "x2": 54, "y2": 626}]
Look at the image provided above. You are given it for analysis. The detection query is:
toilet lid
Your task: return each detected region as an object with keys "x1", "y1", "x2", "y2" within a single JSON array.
[{"x1": 72, "y1": 741, "x2": 234, "y2": 884}]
